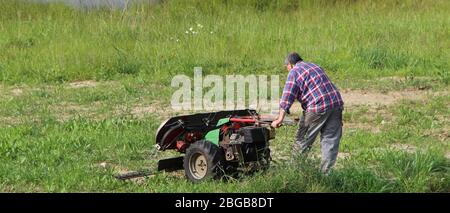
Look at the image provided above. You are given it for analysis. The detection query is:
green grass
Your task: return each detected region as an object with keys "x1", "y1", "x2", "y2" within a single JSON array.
[
  {"x1": 0, "y1": 88, "x2": 448, "y2": 192},
  {"x1": 0, "y1": 0, "x2": 449, "y2": 192},
  {"x1": 0, "y1": 0, "x2": 449, "y2": 85}
]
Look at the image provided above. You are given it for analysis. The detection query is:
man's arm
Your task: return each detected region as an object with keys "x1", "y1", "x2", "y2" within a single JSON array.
[
  {"x1": 279, "y1": 70, "x2": 299, "y2": 114},
  {"x1": 272, "y1": 71, "x2": 299, "y2": 128}
]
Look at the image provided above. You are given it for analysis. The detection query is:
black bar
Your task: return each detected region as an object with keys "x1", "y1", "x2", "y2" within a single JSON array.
[{"x1": 0, "y1": 193, "x2": 448, "y2": 211}]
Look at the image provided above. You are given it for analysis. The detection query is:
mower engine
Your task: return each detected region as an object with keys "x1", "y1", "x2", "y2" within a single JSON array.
[
  {"x1": 155, "y1": 110, "x2": 277, "y2": 182},
  {"x1": 221, "y1": 121, "x2": 273, "y2": 173}
]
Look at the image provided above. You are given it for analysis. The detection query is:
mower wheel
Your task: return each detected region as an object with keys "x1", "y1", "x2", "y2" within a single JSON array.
[
  {"x1": 184, "y1": 140, "x2": 224, "y2": 182},
  {"x1": 260, "y1": 148, "x2": 271, "y2": 171}
]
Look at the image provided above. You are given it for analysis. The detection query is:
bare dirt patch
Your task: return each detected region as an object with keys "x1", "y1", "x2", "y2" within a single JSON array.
[
  {"x1": 96, "y1": 162, "x2": 154, "y2": 183},
  {"x1": 131, "y1": 105, "x2": 163, "y2": 117},
  {"x1": 343, "y1": 105, "x2": 394, "y2": 133},
  {"x1": 0, "y1": 85, "x2": 29, "y2": 97},
  {"x1": 49, "y1": 101, "x2": 103, "y2": 121},
  {"x1": 288, "y1": 89, "x2": 433, "y2": 113},
  {"x1": 167, "y1": 170, "x2": 186, "y2": 179},
  {"x1": 48, "y1": 100, "x2": 170, "y2": 122},
  {"x1": 114, "y1": 102, "x2": 172, "y2": 118},
  {"x1": 11, "y1": 88, "x2": 24, "y2": 96},
  {"x1": 0, "y1": 116, "x2": 22, "y2": 126},
  {"x1": 341, "y1": 89, "x2": 429, "y2": 107},
  {"x1": 389, "y1": 143, "x2": 418, "y2": 153},
  {"x1": 68, "y1": 80, "x2": 98, "y2": 89},
  {"x1": 377, "y1": 76, "x2": 434, "y2": 82},
  {"x1": 344, "y1": 123, "x2": 381, "y2": 133},
  {"x1": 335, "y1": 89, "x2": 448, "y2": 133},
  {"x1": 337, "y1": 152, "x2": 351, "y2": 160},
  {"x1": 424, "y1": 127, "x2": 450, "y2": 142},
  {"x1": 270, "y1": 148, "x2": 291, "y2": 162}
]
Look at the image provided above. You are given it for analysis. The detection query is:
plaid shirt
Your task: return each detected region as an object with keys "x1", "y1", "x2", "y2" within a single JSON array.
[{"x1": 280, "y1": 61, "x2": 344, "y2": 114}]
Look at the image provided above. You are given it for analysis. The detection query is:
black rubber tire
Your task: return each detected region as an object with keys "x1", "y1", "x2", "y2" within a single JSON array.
[
  {"x1": 260, "y1": 148, "x2": 271, "y2": 171},
  {"x1": 183, "y1": 140, "x2": 224, "y2": 183}
]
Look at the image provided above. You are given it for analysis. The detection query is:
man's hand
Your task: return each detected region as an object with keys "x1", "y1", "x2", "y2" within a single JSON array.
[
  {"x1": 271, "y1": 118, "x2": 283, "y2": 128},
  {"x1": 271, "y1": 108, "x2": 287, "y2": 128}
]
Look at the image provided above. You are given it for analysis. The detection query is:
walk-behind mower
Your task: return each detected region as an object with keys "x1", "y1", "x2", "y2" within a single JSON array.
[{"x1": 155, "y1": 109, "x2": 285, "y2": 182}]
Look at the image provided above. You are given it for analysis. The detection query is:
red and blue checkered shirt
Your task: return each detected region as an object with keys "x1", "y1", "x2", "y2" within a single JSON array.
[{"x1": 280, "y1": 61, "x2": 344, "y2": 114}]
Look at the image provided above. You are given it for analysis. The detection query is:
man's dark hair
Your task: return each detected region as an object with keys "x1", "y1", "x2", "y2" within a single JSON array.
[{"x1": 284, "y1": 52, "x2": 303, "y2": 65}]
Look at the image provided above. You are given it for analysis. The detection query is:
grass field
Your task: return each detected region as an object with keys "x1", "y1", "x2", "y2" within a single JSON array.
[{"x1": 0, "y1": 0, "x2": 449, "y2": 192}]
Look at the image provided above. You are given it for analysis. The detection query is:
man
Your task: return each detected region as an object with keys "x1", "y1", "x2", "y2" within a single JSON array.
[{"x1": 271, "y1": 52, "x2": 344, "y2": 174}]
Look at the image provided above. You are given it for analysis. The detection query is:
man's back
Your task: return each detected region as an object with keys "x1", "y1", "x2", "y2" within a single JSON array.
[{"x1": 280, "y1": 61, "x2": 344, "y2": 113}]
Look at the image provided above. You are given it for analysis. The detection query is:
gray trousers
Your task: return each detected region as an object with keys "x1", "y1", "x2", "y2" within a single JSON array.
[{"x1": 293, "y1": 107, "x2": 343, "y2": 174}]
